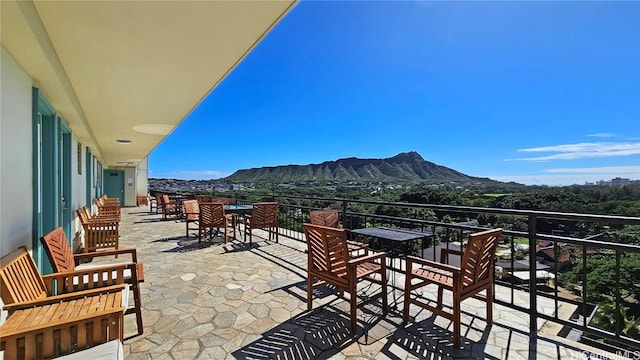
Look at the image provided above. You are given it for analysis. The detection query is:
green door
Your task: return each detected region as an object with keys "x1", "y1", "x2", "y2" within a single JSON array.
[
  {"x1": 32, "y1": 89, "x2": 72, "y2": 273},
  {"x1": 104, "y1": 170, "x2": 125, "y2": 204}
]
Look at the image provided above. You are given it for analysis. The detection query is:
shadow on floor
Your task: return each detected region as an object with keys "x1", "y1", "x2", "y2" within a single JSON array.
[{"x1": 231, "y1": 307, "x2": 357, "y2": 359}]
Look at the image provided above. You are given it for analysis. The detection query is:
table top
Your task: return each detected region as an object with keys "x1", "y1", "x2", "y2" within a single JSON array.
[
  {"x1": 225, "y1": 205, "x2": 253, "y2": 212},
  {"x1": 351, "y1": 227, "x2": 433, "y2": 243}
]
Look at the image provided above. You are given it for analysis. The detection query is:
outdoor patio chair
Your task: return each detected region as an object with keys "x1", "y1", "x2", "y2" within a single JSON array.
[
  {"x1": 402, "y1": 228, "x2": 502, "y2": 348},
  {"x1": 0, "y1": 246, "x2": 128, "y2": 359},
  {"x1": 244, "y1": 202, "x2": 279, "y2": 244},
  {"x1": 94, "y1": 197, "x2": 121, "y2": 220},
  {"x1": 303, "y1": 223, "x2": 388, "y2": 333},
  {"x1": 309, "y1": 209, "x2": 369, "y2": 256},
  {"x1": 161, "y1": 194, "x2": 182, "y2": 220},
  {"x1": 211, "y1": 197, "x2": 231, "y2": 205},
  {"x1": 183, "y1": 199, "x2": 200, "y2": 238},
  {"x1": 77, "y1": 208, "x2": 120, "y2": 253},
  {"x1": 194, "y1": 194, "x2": 212, "y2": 203},
  {"x1": 40, "y1": 227, "x2": 144, "y2": 335},
  {"x1": 148, "y1": 193, "x2": 158, "y2": 213},
  {"x1": 198, "y1": 202, "x2": 235, "y2": 244}
]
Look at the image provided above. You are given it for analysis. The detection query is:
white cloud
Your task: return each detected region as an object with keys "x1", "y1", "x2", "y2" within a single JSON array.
[
  {"x1": 510, "y1": 142, "x2": 640, "y2": 161},
  {"x1": 150, "y1": 170, "x2": 231, "y2": 180},
  {"x1": 544, "y1": 166, "x2": 640, "y2": 175},
  {"x1": 489, "y1": 165, "x2": 639, "y2": 186},
  {"x1": 587, "y1": 133, "x2": 617, "y2": 138}
]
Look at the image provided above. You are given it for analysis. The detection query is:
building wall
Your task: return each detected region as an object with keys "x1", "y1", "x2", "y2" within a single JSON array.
[
  {"x1": 1, "y1": 46, "x2": 34, "y2": 258},
  {"x1": 124, "y1": 167, "x2": 137, "y2": 207},
  {"x1": 0, "y1": 45, "x2": 34, "y2": 323},
  {"x1": 136, "y1": 158, "x2": 149, "y2": 197}
]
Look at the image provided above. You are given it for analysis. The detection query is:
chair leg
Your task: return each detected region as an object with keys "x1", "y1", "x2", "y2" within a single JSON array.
[
  {"x1": 133, "y1": 282, "x2": 144, "y2": 335},
  {"x1": 307, "y1": 276, "x2": 313, "y2": 311},
  {"x1": 453, "y1": 291, "x2": 461, "y2": 348},
  {"x1": 349, "y1": 281, "x2": 357, "y2": 333},
  {"x1": 486, "y1": 285, "x2": 494, "y2": 325}
]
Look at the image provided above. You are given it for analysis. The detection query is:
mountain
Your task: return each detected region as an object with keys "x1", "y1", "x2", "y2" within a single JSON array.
[{"x1": 223, "y1": 151, "x2": 501, "y2": 186}]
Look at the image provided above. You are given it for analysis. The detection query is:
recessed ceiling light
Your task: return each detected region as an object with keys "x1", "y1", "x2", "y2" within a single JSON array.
[{"x1": 116, "y1": 139, "x2": 132, "y2": 144}]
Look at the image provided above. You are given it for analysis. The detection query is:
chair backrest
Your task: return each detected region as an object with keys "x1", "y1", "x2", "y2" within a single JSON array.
[
  {"x1": 251, "y1": 202, "x2": 278, "y2": 227},
  {"x1": 199, "y1": 202, "x2": 227, "y2": 227},
  {"x1": 460, "y1": 228, "x2": 502, "y2": 288},
  {"x1": 183, "y1": 200, "x2": 200, "y2": 221},
  {"x1": 309, "y1": 210, "x2": 341, "y2": 228},
  {"x1": 0, "y1": 246, "x2": 48, "y2": 304},
  {"x1": 161, "y1": 194, "x2": 171, "y2": 207},
  {"x1": 41, "y1": 227, "x2": 76, "y2": 272},
  {"x1": 303, "y1": 223, "x2": 349, "y2": 277},
  {"x1": 211, "y1": 197, "x2": 231, "y2": 205},
  {"x1": 194, "y1": 195, "x2": 212, "y2": 203},
  {"x1": 77, "y1": 208, "x2": 90, "y2": 225}
]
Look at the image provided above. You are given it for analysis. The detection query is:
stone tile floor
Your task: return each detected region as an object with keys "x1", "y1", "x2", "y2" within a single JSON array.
[{"x1": 112, "y1": 206, "x2": 624, "y2": 359}]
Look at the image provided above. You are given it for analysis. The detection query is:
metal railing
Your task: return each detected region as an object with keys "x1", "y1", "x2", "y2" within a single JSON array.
[{"x1": 236, "y1": 193, "x2": 640, "y2": 352}]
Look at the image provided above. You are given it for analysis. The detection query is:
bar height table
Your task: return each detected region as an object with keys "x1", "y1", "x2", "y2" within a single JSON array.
[{"x1": 350, "y1": 227, "x2": 434, "y2": 310}]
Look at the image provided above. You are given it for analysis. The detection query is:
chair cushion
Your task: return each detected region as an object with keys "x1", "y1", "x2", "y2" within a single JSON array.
[{"x1": 55, "y1": 340, "x2": 124, "y2": 360}]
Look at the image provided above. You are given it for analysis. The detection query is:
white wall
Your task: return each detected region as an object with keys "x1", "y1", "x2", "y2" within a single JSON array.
[
  {"x1": 124, "y1": 167, "x2": 136, "y2": 207},
  {"x1": 136, "y1": 157, "x2": 149, "y2": 197},
  {"x1": 1, "y1": 46, "x2": 34, "y2": 324},
  {"x1": 0, "y1": 46, "x2": 34, "y2": 258}
]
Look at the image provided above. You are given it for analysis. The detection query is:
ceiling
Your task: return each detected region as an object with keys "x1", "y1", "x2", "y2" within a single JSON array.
[{"x1": 1, "y1": 0, "x2": 296, "y2": 168}]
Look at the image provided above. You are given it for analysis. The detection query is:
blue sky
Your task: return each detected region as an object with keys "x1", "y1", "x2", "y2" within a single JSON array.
[{"x1": 149, "y1": 1, "x2": 640, "y2": 186}]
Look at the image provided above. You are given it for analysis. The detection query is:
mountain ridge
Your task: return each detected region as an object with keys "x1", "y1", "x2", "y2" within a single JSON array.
[{"x1": 223, "y1": 151, "x2": 500, "y2": 185}]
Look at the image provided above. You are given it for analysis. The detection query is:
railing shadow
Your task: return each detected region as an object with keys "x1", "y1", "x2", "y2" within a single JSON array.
[
  {"x1": 231, "y1": 306, "x2": 357, "y2": 359},
  {"x1": 384, "y1": 316, "x2": 495, "y2": 359}
]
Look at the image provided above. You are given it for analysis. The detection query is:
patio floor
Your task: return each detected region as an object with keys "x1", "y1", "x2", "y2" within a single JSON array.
[{"x1": 112, "y1": 206, "x2": 621, "y2": 359}]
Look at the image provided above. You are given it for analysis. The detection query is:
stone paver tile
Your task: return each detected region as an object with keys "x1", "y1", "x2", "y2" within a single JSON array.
[{"x1": 170, "y1": 339, "x2": 201, "y2": 360}]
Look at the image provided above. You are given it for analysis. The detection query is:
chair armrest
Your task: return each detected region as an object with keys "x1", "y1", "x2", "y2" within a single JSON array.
[
  {"x1": 406, "y1": 255, "x2": 461, "y2": 274},
  {"x1": 73, "y1": 248, "x2": 138, "y2": 263},
  {"x1": 42, "y1": 263, "x2": 135, "y2": 294},
  {"x1": 440, "y1": 248, "x2": 464, "y2": 263},
  {"x1": 3, "y1": 284, "x2": 126, "y2": 313},
  {"x1": 348, "y1": 251, "x2": 386, "y2": 266},
  {"x1": 84, "y1": 219, "x2": 119, "y2": 227}
]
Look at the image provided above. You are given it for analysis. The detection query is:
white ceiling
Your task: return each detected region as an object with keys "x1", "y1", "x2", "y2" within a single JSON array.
[{"x1": 1, "y1": 0, "x2": 296, "y2": 167}]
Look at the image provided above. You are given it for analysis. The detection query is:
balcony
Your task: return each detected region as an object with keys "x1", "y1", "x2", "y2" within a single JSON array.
[{"x1": 117, "y1": 197, "x2": 639, "y2": 359}]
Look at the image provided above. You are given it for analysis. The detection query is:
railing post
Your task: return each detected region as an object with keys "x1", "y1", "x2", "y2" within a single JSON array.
[
  {"x1": 341, "y1": 200, "x2": 348, "y2": 228},
  {"x1": 528, "y1": 215, "x2": 538, "y2": 339}
]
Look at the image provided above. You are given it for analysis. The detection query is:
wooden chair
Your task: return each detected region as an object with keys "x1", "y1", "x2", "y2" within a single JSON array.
[
  {"x1": 77, "y1": 208, "x2": 120, "y2": 253},
  {"x1": 136, "y1": 194, "x2": 148, "y2": 206},
  {"x1": 0, "y1": 246, "x2": 127, "y2": 359},
  {"x1": 402, "y1": 228, "x2": 502, "y2": 348},
  {"x1": 40, "y1": 227, "x2": 144, "y2": 336},
  {"x1": 244, "y1": 202, "x2": 279, "y2": 244},
  {"x1": 93, "y1": 198, "x2": 121, "y2": 220},
  {"x1": 194, "y1": 194, "x2": 212, "y2": 203},
  {"x1": 148, "y1": 193, "x2": 158, "y2": 213},
  {"x1": 303, "y1": 223, "x2": 388, "y2": 333},
  {"x1": 81, "y1": 205, "x2": 119, "y2": 222},
  {"x1": 309, "y1": 209, "x2": 369, "y2": 256},
  {"x1": 161, "y1": 194, "x2": 182, "y2": 220},
  {"x1": 183, "y1": 199, "x2": 200, "y2": 238},
  {"x1": 198, "y1": 202, "x2": 235, "y2": 244},
  {"x1": 211, "y1": 197, "x2": 231, "y2": 205}
]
